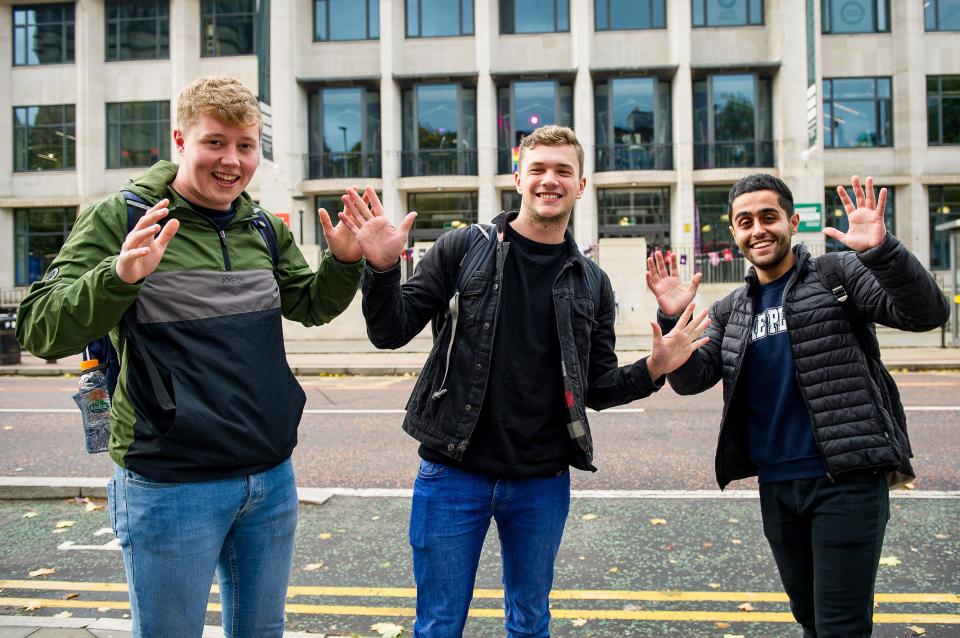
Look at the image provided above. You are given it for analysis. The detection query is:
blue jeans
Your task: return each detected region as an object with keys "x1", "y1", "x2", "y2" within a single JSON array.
[
  {"x1": 409, "y1": 460, "x2": 570, "y2": 638},
  {"x1": 107, "y1": 459, "x2": 298, "y2": 638}
]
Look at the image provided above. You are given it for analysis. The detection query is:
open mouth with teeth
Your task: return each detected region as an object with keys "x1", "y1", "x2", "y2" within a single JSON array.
[
  {"x1": 537, "y1": 192, "x2": 562, "y2": 201},
  {"x1": 212, "y1": 172, "x2": 241, "y2": 187},
  {"x1": 751, "y1": 239, "x2": 775, "y2": 250}
]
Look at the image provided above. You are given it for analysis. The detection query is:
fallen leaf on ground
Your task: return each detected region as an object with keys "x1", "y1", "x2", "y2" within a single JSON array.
[
  {"x1": 62, "y1": 592, "x2": 79, "y2": 600},
  {"x1": 934, "y1": 533, "x2": 949, "y2": 540},
  {"x1": 318, "y1": 532, "x2": 332, "y2": 540},
  {"x1": 608, "y1": 566, "x2": 619, "y2": 573},
  {"x1": 370, "y1": 622, "x2": 404, "y2": 638},
  {"x1": 737, "y1": 602, "x2": 754, "y2": 612},
  {"x1": 708, "y1": 583, "x2": 721, "y2": 589},
  {"x1": 28, "y1": 567, "x2": 55, "y2": 577},
  {"x1": 371, "y1": 515, "x2": 381, "y2": 521},
  {"x1": 21, "y1": 599, "x2": 42, "y2": 611},
  {"x1": 580, "y1": 514, "x2": 598, "y2": 521},
  {"x1": 571, "y1": 618, "x2": 587, "y2": 627},
  {"x1": 727, "y1": 518, "x2": 739, "y2": 523},
  {"x1": 702, "y1": 542, "x2": 713, "y2": 548},
  {"x1": 908, "y1": 626, "x2": 927, "y2": 635},
  {"x1": 22, "y1": 512, "x2": 38, "y2": 518},
  {"x1": 3, "y1": 426, "x2": 13, "y2": 430},
  {"x1": 714, "y1": 621, "x2": 731, "y2": 629},
  {"x1": 650, "y1": 518, "x2": 667, "y2": 526},
  {"x1": 878, "y1": 556, "x2": 901, "y2": 566},
  {"x1": 577, "y1": 555, "x2": 586, "y2": 560},
  {"x1": 84, "y1": 499, "x2": 104, "y2": 512},
  {"x1": 904, "y1": 483, "x2": 915, "y2": 490},
  {"x1": 723, "y1": 634, "x2": 746, "y2": 638},
  {"x1": 97, "y1": 606, "x2": 112, "y2": 612},
  {"x1": 303, "y1": 562, "x2": 324, "y2": 571},
  {"x1": 53, "y1": 611, "x2": 73, "y2": 619},
  {"x1": 55, "y1": 520, "x2": 75, "y2": 529},
  {"x1": 731, "y1": 539, "x2": 743, "y2": 545}
]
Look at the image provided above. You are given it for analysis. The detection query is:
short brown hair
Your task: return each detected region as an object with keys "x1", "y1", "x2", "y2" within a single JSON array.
[
  {"x1": 517, "y1": 125, "x2": 584, "y2": 177},
  {"x1": 177, "y1": 75, "x2": 261, "y2": 132}
]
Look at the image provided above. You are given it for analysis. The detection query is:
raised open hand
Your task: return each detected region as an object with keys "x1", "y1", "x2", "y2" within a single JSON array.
[
  {"x1": 318, "y1": 203, "x2": 361, "y2": 263},
  {"x1": 336, "y1": 186, "x2": 417, "y2": 271},
  {"x1": 646, "y1": 301, "x2": 711, "y2": 381},
  {"x1": 823, "y1": 175, "x2": 887, "y2": 252},
  {"x1": 115, "y1": 198, "x2": 180, "y2": 284},
  {"x1": 645, "y1": 250, "x2": 702, "y2": 317}
]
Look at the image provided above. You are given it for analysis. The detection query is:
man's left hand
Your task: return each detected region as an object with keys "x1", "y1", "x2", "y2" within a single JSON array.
[
  {"x1": 319, "y1": 204, "x2": 362, "y2": 263},
  {"x1": 823, "y1": 175, "x2": 887, "y2": 252}
]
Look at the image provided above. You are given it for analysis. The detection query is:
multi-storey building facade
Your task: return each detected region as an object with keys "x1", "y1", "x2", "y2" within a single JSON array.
[{"x1": 2, "y1": 0, "x2": 959, "y2": 317}]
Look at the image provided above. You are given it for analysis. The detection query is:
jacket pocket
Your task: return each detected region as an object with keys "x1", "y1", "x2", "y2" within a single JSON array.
[
  {"x1": 458, "y1": 272, "x2": 490, "y2": 327},
  {"x1": 572, "y1": 298, "x2": 598, "y2": 361}
]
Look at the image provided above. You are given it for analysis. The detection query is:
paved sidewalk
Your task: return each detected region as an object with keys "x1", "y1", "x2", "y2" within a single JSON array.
[
  {"x1": 0, "y1": 614, "x2": 364, "y2": 637},
  {"x1": 2, "y1": 327, "x2": 959, "y2": 377}
]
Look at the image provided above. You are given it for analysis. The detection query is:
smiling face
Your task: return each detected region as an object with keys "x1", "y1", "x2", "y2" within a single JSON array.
[
  {"x1": 514, "y1": 143, "x2": 586, "y2": 227},
  {"x1": 171, "y1": 113, "x2": 260, "y2": 211},
  {"x1": 729, "y1": 189, "x2": 799, "y2": 283}
]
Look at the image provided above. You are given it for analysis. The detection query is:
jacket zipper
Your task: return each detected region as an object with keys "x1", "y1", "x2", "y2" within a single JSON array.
[{"x1": 716, "y1": 291, "x2": 753, "y2": 489}]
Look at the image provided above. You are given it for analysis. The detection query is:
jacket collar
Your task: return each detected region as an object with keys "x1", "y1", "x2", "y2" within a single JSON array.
[
  {"x1": 743, "y1": 243, "x2": 811, "y2": 289},
  {"x1": 492, "y1": 210, "x2": 592, "y2": 269}
]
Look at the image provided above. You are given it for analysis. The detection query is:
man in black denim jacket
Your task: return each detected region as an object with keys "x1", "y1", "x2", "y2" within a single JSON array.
[{"x1": 337, "y1": 125, "x2": 710, "y2": 638}]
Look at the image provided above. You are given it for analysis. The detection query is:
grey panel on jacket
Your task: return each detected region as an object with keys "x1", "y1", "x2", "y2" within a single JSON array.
[{"x1": 135, "y1": 269, "x2": 279, "y2": 324}]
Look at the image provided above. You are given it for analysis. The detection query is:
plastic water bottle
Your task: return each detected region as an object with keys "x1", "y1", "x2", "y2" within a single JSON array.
[{"x1": 73, "y1": 359, "x2": 111, "y2": 453}]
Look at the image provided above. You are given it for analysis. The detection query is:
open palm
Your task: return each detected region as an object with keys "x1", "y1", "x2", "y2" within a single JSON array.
[
  {"x1": 823, "y1": 175, "x2": 887, "y2": 252},
  {"x1": 646, "y1": 250, "x2": 702, "y2": 317},
  {"x1": 115, "y1": 198, "x2": 180, "y2": 284},
  {"x1": 337, "y1": 186, "x2": 416, "y2": 271}
]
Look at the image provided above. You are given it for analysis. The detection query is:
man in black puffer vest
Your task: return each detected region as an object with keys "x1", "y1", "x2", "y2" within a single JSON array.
[{"x1": 648, "y1": 174, "x2": 948, "y2": 638}]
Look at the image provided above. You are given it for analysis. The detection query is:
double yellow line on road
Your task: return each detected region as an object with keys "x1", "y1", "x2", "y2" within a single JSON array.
[{"x1": 1, "y1": 580, "x2": 958, "y2": 624}]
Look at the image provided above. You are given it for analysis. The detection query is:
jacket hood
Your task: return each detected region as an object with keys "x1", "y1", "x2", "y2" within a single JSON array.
[{"x1": 124, "y1": 161, "x2": 258, "y2": 218}]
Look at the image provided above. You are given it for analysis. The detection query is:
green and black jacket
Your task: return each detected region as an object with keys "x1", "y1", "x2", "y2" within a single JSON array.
[{"x1": 17, "y1": 161, "x2": 362, "y2": 481}]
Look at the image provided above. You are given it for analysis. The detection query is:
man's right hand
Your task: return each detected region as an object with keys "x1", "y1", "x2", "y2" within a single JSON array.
[
  {"x1": 115, "y1": 198, "x2": 180, "y2": 284},
  {"x1": 645, "y1": 250, "x2": 702, "y2": 317},
  {"x1": 338, "y1": 186, "x2": 417, "y2": 271}
]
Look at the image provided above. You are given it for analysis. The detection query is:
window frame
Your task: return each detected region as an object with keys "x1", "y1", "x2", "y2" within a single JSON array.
[
  {"x1": 594, "y1": 75, "x2": 673, "y2": 171},
  {"x1": 401, "y1": 82, "x2": 478, "y2": 176},
  {"x1": 596, "y1": 187, "x2": 671, "y2": 247},
  {"x1": 925, "y1": 0, "x2": 960, "y2": 31},
  {"x1": 928, "y1": 75, "x2": 960, "y2": 146},
  {"x1": 821, "y1": 0, "x2": 889, "y2": 34},
  {"x1": 406, "y1": 0, "x2": 474, "y2": 38},
  {"x1": 822, "y1": 76, "x2": 894, "y2": 149},
  {"x1": 693, "y1": 72, "x2": 774, "y2": 169},
  {"x1": 691, "y1": 0, "x2": 763, "y2": 28},
  {"x1": 824, "y1": 185, "x2": 895, "y2": 253},
  {"x1": 105, "y1": 0, "x2": 169, "y2": 61},
  {"x1": 313, "y1": 0, "x2": 379, "y2": 42},
  {"x1": 200, "y1": 0, "x2": 256, "y2": 57},
  {"x1": 13, "y1": 104, "x2": 76, "y2": 172},
  {"x1": 106, "y1": 101, "x2": 171, "y2": 169},
  {"x1": 14, "y1": 207, "x2": 78, "y2": 286},
  {"x1": 929, "y1": 185, "x2": 960, "y2": 269},
  {"x1": 306, "y1": 85, "x2": 382, "y2": 179},
  {"x1": 12, "y1": 2, "x2": 75, "y2": 66},
  {"x1": 595, "y1": 0, "x2": 665, "y2": 30},
  {"x1": 406, "y1": 191, "x2": 479, "y2": 243},
  {"x1": 496, "y1": 78, "x2": 574, "y2": 174},
  {"x1": 500, "y1": 0, "x2": 569, "y2": 35}
]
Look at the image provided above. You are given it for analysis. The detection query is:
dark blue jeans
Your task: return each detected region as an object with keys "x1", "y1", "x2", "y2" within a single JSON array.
[
  {"x1": 409, "y1": 460, "x2": 570, "y2": 638},
  {"x1": 760, "y1": 471, "x2": 890, "y2": 638}
]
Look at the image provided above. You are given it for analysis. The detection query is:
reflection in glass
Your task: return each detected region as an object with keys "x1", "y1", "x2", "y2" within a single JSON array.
[
  {"x1": 496, "y1": 80, "x2": 573, "y2": 173},
  {"x1": 693, "y1": 74, "x2": 773, "y2": 168},
  {"x1": 315, "y1": 0, "x2": 377, "y2": 41},
  {"x1": 822, "y1": 0, "x2": 887, "y2": 33},
  {"x1": 595, "y1": 77, "x2": 672, "y2": 170},
  {"x1": 928, "y1": 75, "x2": 960, "y2": 145},
  {"x1": 595, "y1": 0, "x2": 664, "y2": 30},
  {"x1": 823, "y1": 77, "x2": 893, "y2": 148},
  {"x1": 402, "y1": 84, "x2": 478, "y2": 176},
  {"x1": 929, "y1": 186, "x2": 960, "y2": 268},
  {"x1": 406, "y1": 0, "x2": 472, "y2": 37},
  {"x1": 692, "y1": 0, "x2": 761, "y2": 27},
  {"x1": 106, "y1": 0, "x2": 169, "y2": 60},
  {"x1": 201, "y1": 0, "x2": 254, "y2": 56},
  {"x1": 13, "y1": 105, "x2": 76, "y2": 172},
  {"x1": 501, "y1": 0, "x2": 568, "y2": 33},
  {"x1": 925, "y1": 0, "x2": 960, "y2": 30},
  {"x1": 407, "y1": 192, "x2": 479, "y2": 242},
  {"x1": 107, "y1": 102, "x2": 170, "y2": 168},
  {"x1": 13, "y1": 3, "x2": 75, "y2": 65},
  {"x1": 14, "y1": 208, "x2": 78, "y2": 285},
  {"x1": 597, "y1": 188, "x2": 670, "y2": 252},
  {"x1": 307, "y1": 88, "x2": 381, "y2": 179}
]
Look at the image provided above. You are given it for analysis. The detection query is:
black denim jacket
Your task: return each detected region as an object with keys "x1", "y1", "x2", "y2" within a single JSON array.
[{"x1": 360, "y1": 212, "x2": 662, "y2": 472}]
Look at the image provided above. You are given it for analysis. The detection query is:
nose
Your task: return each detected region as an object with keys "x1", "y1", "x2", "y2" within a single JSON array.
[{"x1": 220, "y1": 144, "x2": 240, "y2": 167}]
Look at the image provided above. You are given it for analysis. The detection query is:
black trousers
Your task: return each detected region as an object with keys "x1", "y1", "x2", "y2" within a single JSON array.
[{"x1": 759, "y1": 471, "x2": 890, "y2": 638}]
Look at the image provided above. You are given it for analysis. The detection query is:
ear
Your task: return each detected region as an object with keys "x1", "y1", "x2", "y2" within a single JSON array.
[
  {"x1": 576, "y1": 176, "x2": 587, "y2": 199},
  {"x1": 728, "y1": 225, "x2": 736, "y2": 238},
  {"x1": 173, "y1": 129, "x2": 185, "y2": 155},
  {"x1": 514, "y1": 170, "x2": 521, "y2": 193},
  {"x1": 789, "y1": 212, "x2": 800, "y2": 235}
]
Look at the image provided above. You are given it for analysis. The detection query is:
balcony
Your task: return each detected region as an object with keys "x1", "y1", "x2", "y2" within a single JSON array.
[
  {"x1": 303, "y1": 152, "x2": 381, "y2": 180},
  {"x1": 401, "y1": 149, "x2": 478, "y2": 177},
  {"x1": 596, "y1": 143, "x2": 673, "y2": 172},
  {"x1": 693, "y1": 141, "x2": 774, "y2": 170}
]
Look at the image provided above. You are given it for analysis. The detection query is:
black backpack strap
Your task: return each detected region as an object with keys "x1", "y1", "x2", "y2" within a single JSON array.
[
  {"x1": 121, "y1": 190, "x2": 151, "y2": 232},
  {"x1": 816, "y1": 252, "x2": 881, "y2": 359},
  {"x1": 455, "y1": 223, "x2": 498, "y2": 292},
  {"x1": 252, "y1": 209, "x2": 280, "y2": 276}
]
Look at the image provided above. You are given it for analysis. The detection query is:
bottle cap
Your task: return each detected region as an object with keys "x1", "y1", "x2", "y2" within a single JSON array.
[{"x1": 80, "y1": 359, "x2": 100, "y2": 371}]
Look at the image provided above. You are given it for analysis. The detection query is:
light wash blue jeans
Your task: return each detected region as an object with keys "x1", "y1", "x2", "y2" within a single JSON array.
[
  {"x1": 107, "y1": 458, "x2": 297, "y2": 638},
  {"x1": 409, "y1": 460, "x2": 570, "y2": 638}
]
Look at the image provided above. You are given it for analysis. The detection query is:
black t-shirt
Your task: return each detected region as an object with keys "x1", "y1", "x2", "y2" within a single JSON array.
[
  {"x1": 419, "y1": 222, "x2": 572, "y2": 478},
  {"x1": 172, "y1": 188, "x2": 236, "y2": 230}
]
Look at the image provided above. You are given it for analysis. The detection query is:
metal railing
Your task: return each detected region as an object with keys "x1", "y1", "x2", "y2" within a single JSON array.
[
  {"x1": 596, "y1": 143, "x2": 673, "y2": 171},
  {"x1": 303, "y1": 152, "x2": 381, "y2": 180},
  {"x1": 0, "y1": 287, "x2": 29, "y2": 310},
  {"x1": 400, "y1": 149, "x2": 478, "y2": 177},
  {"x1": 693, "y1": 141, "x2": 774, "y2": 170},
  {"x1": 693, "y1": 254, "x2": 747, "y2": 284}
]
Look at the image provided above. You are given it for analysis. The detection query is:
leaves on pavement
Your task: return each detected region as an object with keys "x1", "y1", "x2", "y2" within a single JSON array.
[
  {"x1": 581, "y1": 514, "x2": 598, "y2": 521},
  {"x1": 62, "y1": 592, "x2": 79, "y2": 600},
  {"x1": 571, "y1": 618, "x2": 587, "y2": 627},
  {"x1": 22, "y1": 512, "x2": 38, "y2": 519},
  {"x1": 55, "y1": 520, "x2": 75, "y2": 529},
  {"x1": 908, "y1": 626, "x2": 927, "y2": 636},
  {"x1": 714, "y1": 621, "x2": 731, "y2": 629},
  {"x1": 737, "y1": 602, "x2": 754, "y2": 612},
  {"x1": 303, "y1": 562, "x2": 325, "y2": 571},
  {"x1": 21, "y1": 599, "x2": 42, "y2": 611},
  {"x1": 370, "y1": 622, "x2": 405, "y2": 637},
  {"x1": 318, "y1": 532, "x2": 333, "y2": 540},
  {"x1": 53, "y1": 611, "x2": 73, "y2": 619},
  {"x1": 650, "y1": 518, "x2": 667, "y2": 526},
  {"x1": 28, "y1": 567, "x2": 55, "y2": 577},
  {"x1": 878, "y1": 556, "x2": 901, "y2": 566}
]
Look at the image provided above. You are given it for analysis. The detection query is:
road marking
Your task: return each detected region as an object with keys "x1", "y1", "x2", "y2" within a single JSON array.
[
  {"x1": 57, "y1": 538, "x2": 121, "y2": 551},
  {"x1": 0, "y1": 596, "x2": 955, "y2": 625}
]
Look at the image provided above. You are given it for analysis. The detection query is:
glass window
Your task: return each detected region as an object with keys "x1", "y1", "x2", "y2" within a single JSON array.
[
  {"x1": 106, "y1": 101, "x2": 170, "y2": 168},
  {"x1": 821, "y1": 0, "x2": 888, "y2": 33},
  {"x1": 407, "y1": 191, "x2": 478, "y2": 242},
  {"x1": 201, "y1": 0, "x2": 255, "y2": 56},
  {"x1": 928, "y1": 75, "x2": 960, "y2": 146},
  {"x1": 692, "y1": 0, "x2": 762, "y2": 27},
  {"x1": 402, "y1": 83, "x2": 478, "y2": 176},
  {"x1": 14, "y1": 207, "x2": 78, "y2": 285},
  {"x1": 597, "y1": 188, "x2": 670, "y2": 251},
  {"x1": 824, "y1": 186, "x2": 895, "y2": 252},
  {"x1": 925, "y1": 0, "x2": 960, "y2": 30},
  {"x1": 930, "y1": 186, "x2": 960, "y2": 269},
  {"x1": 13, "y1": 104, "x2": 76, "y2": 172},
  {"x1": 595, "y1": 77, "x2": 672, "y2": 171},
  {"x1": 306, "y1": 87, "x2": 381, "y2": 179},
  {"x1": 823, "y1": 77, "x2": 893, "y2": 148},
  {"x1": 694, "y1": 185, "x2": 744, "y2": 283},
  {"x1": 595, "y1": 0, "x2": 665, "y2": 29},
  {"x1": 13, "y1": 3, "x2": 75, "y2": 65},
  {"x1": 692, "y1": 74, "x2": 773, "y2": 168},
  {"x1": 106, "y1": 0, "x2": 169, "y2": 60},
  {"x1": 314, "y1": 0, "x2": 378, "y2": 41},
  {"x1": 496, "y1": 80, "x2": 573, "y2": 173},
  {"x1": 500, "y1": 0, "x2": 568, "y2": 34},
  {"x1": 407, "y1": 0, "x2": 473, "y2": 37}
]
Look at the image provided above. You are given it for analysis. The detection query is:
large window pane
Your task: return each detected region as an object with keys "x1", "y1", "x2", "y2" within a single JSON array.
[
  {"x1": 597, "y1": 188, "x2": 670, "y2": 252},
  {"x1": 692, "y1": 0, "x2": 762, "y2": 27},
  {"x1": 823, "y1": 77, "x2": 893, "y2": 148},
  {"x1": 14, "y1": 207, "x2": 78, "y2": 285},
  {"x1": 928, "y1": 75, "x2": 960, "y2": 145},
  {"x1": 407, "y1": 0, "x2": 472, "y2": 37},
  {"x1": 595, "y1": 77, "x2": 672, "y2": 171},
  {"x1": 693, "y1": 74, "x2": 773, "y2": 168},
  {"x1": 107, "y1": 101, "x2": 170, "y2": 168},
  {"x1": 13, "y1": 3, "x2": 75, "y2": 65},
  {"x1": 694, "y1": 186, "x2": 744, "y2": 283},
  {"x1": 201, "y1": 0, "x2": 254, "y2": 56},
  {"x1": 495, "y1": 80, "x2": 574, "y2": 173},
  {"x1": 822, "y1": 0, "x2": 888, "y2": 34},
  {"x1": 408, "y1": 191, "x2": 478, "y2": 242},
  {"x1": 930, "y1": 186, "x2": 960, "y2": 269},
  {"x1": 314, "y1": 0, "x2": 377, "y2": 41},
  {"x1": 824, "y1": 186, "x2": 895, "y2": 253},
  {"x1": 402, "y1": 84, "x2": 477, "y2": 176},
  {"x1": 306, "y1": 88, "x2": 381, "y2": 179},
  {"x1": 106, "y1": 0, "x2": 169, "y2": 60},
  {"x1": 13, "y1": 105, "x2": 76, "y2": 171},
  {"x1": 595, "y1": 0, "x2": 665, "y2": 30},
  {"x1": 925, "y1": 0, "x2": 960, "y2": 30},
  {"x1": 501, "y1": 0, "x2": 568, "y2": 33}
]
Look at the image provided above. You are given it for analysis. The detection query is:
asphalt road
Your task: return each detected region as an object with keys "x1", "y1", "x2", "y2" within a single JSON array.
[{"x1": 0, "y1": 374, "x2": 958, "y2": 636}]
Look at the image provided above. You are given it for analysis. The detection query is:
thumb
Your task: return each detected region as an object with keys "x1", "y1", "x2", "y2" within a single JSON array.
[
  {"x1": 650, "y1": 321, "x2": 663, "y2": 345},
  {"x1": 399, "y1": 211, "x2": 417, "y2": 235},
  {"x1": 822, "y1": 227, "x2": 843, "y2": 242},
  {"x1": 318, "y1": 208, "x2": 334, "y2": 234}
]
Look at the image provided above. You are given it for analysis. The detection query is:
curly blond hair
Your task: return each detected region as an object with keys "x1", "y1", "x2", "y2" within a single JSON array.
[
  {"x1": 517, "y1": 125, "x2": 584, "y2": 177},
  {"x1": 176, "y1": 75, "x2": 261, "y2": 131}
]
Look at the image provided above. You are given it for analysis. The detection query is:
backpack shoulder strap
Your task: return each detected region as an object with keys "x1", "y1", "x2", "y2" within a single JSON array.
[
  {"x1": 455, "y1": 223, "x2": 498, "y2": 292},
  {"x1": 121, "y1": 190, "x2": 151, "y2": 232},
  {"x1": 815, "y1": 252, "x2": 881, "y2": 359},
  {"x1": 581, "y1": 259, "x2": 602, "y2": 309},
  {"x1": 252, "y1": 209, "x2": 281, "y2": 276}
]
